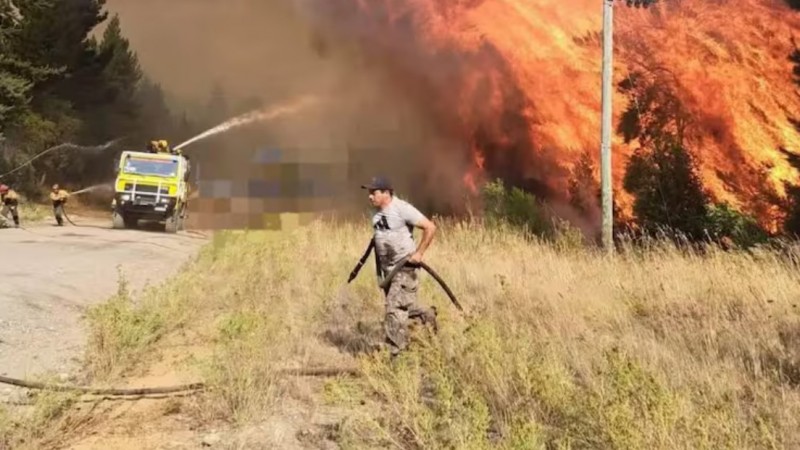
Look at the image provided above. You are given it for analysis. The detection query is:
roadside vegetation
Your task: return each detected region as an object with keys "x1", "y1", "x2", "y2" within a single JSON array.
[
  {"x1": 3, "y1": 181, "x2": 800, "y2": 449},
  {"x1": 17, "y1": 201, "x2": 48, "y2": 224}
]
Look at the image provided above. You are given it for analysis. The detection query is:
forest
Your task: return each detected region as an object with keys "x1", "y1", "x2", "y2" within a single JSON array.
[{"x1": 0, "y1": 0, "x2": 218, "y2": 199}]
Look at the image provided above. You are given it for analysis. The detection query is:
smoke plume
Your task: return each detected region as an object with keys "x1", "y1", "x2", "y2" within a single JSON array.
[{"x1": 106, "y1": 0, "x2": 800, "y2": 230}]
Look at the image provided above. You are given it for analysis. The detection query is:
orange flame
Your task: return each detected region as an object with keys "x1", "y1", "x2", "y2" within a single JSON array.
[{"x1": 310, "y1": 0, "x2": 800, "y2": 228}]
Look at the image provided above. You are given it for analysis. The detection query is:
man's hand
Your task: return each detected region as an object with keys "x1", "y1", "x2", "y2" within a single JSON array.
[{"x1": 408, "y1": 251, "x2": 423, "y2": 264}]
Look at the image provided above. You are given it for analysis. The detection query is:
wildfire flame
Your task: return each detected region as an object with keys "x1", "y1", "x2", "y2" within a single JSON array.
[{"x1": 307, "y1": 0, "x2": 800, "y2": 229}]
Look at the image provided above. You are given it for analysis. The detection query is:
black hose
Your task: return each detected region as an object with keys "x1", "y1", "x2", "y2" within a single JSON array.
[
  {"x1": 61, "y1": 204, "x2": 208, "y2": 241},
  {"x1": 0, "y1": 375, "x2": 204, "y2": 396},
  {"x1": 0, "y1": 366, "x2": 360, "y2": 396},
  {"x1": 62, "y1": 205, "x2": 81, "y2": 227},
  {"x1": 348, "y1": 239, "x2": 375, "y2": 283},
  {"x1": 379, "y1": 256, "x2": 464, "y2": 312},
  {"x1": 348, "y1": 239, "x2": 464, "y2": 312}
]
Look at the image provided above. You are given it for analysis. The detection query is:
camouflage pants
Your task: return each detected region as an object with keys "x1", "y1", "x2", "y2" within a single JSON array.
[{"x1": 384, "y1": 267, "x2": 437, "y2": 356}]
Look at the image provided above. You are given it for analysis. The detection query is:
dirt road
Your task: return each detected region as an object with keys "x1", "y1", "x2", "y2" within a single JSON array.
[{"x1": 0, "y1": 215, "x2": 208, "y2": 383}]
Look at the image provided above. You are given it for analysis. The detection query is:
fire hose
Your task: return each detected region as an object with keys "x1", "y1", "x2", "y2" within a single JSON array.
[
  {"x1": 0, "y1": 139, "x2": 124, "y2": 181},
  {"x1": 62, "y1": 205, "x2": 81, "y2": 227},
  {"x1": 348, "y1": 238, "x2": 464, "y2": 312},
  {"x1": 0, "y1": 375, "x2": 203, "y2": 396},
  {"x1": 0, "y1": 367, "x2": 359, "y2": 397}
]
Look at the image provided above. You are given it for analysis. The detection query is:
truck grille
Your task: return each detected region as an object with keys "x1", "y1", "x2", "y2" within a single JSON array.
[{"x1": 124, "y1": 183, "x2": 169, "y2": 195}]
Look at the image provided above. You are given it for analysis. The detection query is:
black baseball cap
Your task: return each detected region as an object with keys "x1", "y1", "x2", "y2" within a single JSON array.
[{"x1": 360, "y1": 176, "x2": 393, "y2": 191}]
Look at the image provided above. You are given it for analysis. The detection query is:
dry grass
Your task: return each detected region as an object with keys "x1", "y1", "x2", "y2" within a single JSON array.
[
  {"x1": 20, "y1": 202, "x2": 50, "y2": 223},
  {"x1": 6, "y1": 214, "x2": 800, "y2": 449},
  {"x1": 0, "y1": 201, "x2": 49, "y2": 227},
  {"x1": 0, "y1": 377, "x2": 87, "y2": 450}
]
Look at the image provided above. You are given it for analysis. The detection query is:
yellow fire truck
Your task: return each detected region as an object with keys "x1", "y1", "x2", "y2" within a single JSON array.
[{"x1": 111, "y1": 140, "x2": 190, "y2": 233}]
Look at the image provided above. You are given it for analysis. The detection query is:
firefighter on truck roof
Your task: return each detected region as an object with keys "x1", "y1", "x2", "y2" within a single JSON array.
[{"x1": 147, "y1": 139, "x2": 172, "y2": 154}]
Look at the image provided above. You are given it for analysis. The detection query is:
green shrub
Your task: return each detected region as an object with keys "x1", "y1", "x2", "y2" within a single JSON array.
[
  {"x1": 481, "y1": 178, "x2": 550, "y2": 236},
  {"x1": 480, "y1": 178, "x2": 587, "y2": 248},
  {"x1": 84, "y1": 269, "x2": 167, "y2": 380},
  {"x1": 704, "y1": 202, "x2": 769, "y2": 248}
]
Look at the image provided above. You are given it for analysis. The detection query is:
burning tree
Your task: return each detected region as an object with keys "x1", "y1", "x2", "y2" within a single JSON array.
[
  {"x1": 616, "y1": 69, "x2": 707, "y2": 240},
  {"x1": 617, "y1": 67, "x2": 771, "y2": 245},
  {"x1": 622, "y1": 133, "x2": 711, "y2": 241}
]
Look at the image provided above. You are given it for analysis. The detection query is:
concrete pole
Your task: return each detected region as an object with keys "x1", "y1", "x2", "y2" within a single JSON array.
[{"x1": 600, "y1": 0, "x2": 614, "y2": 252}]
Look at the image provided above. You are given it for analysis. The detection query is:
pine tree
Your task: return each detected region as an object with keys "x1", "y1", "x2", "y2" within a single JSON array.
[
  {"x1": 617, "y1": 70, "x2": 690, "y2": 148},
  {"x1": 5, "y1": 0, "x2": 109, "y2": 147},
  {"x1": 0, "y1": 0, "x2": 58, "y2": 129},
  {"x1": 135, "y1": 78, "x2": 175, "y2": 140},
  {"x1": 623, "y1": 133, "x2": 711, "y2": 240},
  {"x1": 1, "y1": 0, "x2": 185, "y2": 195},
  {"x1": 84, "y1": 13, "x2": 143, "y2": 142},
  {"x1": 616, "y1": 68, "x2": 715, "y2": 241},
  {"x1": 12, "y1": 0, "x2": 108, "y2": 96},
  {"x1": 0, "y1": 56, "x2": 35, "y2": 126}
]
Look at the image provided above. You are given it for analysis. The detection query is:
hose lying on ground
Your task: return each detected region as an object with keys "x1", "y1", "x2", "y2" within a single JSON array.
[
  {"x1": 61, "y1": 205, "x2": 208, "y2": 241},
  {"x1": 61, "y1": 205, "x2": 81, "y2": 227},
  {"x1": 0, "y1": 375, "x2": 203, "y2": 396},
  {"x1": 0, "y1": 367, "x2": 359, "y2": 396}
]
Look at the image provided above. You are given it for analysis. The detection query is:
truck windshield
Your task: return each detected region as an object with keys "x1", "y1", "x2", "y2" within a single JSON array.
[{"x1": 123, "y1": 158, "x2": 178, "y2": 177}]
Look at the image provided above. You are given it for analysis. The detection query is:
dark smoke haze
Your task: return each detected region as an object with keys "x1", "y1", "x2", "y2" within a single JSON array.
[{"x1": 105, "y1": 0, "x2": 479, "y2": 217}]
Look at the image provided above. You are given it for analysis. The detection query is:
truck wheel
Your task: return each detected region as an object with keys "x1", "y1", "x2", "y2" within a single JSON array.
[
  {"x1": 124, "y1": 216, "x2": 138, "y2": 229},
  {"x1": 164, "y1": 214, "x2": 178, "y2": 233},
  {"x1": 112, "y1": 212, "x2": 125, "y2": 229},
  {"x1": 177, "y1": 206, "x2": 187, "y2": 231}
]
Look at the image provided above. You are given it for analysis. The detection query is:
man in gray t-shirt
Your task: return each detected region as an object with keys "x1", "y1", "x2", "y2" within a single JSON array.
[{"x1": 361, "y1": 176, "x2": 438, "y2": 357}]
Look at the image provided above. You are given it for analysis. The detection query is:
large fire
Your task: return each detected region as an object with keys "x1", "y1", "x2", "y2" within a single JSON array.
[{"x1": 305, "y1": 0, "x2": 800, "y2": 230}]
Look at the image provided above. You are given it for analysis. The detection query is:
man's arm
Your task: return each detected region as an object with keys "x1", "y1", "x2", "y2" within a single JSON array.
[
  {"x1": 416, "y1": 217, "x2": 437, "y2": 255},
  {"x1": 407, "y1": 205, "x2": 436, "y2": 263}
]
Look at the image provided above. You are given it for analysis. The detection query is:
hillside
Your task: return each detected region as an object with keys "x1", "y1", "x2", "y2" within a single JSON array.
[{"x1": 2, "y1": 210, "x2": 800, "y2": 449}]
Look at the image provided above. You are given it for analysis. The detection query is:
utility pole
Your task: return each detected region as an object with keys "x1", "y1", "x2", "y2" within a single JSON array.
[{"x1": 600, "y1": 0, "x2": 614, "y2": 252}]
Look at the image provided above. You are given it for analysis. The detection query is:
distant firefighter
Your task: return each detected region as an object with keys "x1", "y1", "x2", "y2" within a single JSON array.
[
  {"x1": 49, "y1": 184, "x2": 70, "y2": 226},
  {"x1": 0, "y1": 184, "x2": 20, "y2": 228}
]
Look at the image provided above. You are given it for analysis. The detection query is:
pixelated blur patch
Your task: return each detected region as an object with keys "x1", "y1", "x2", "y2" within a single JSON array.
[
  {"x1": 263, "y1": 213, "x2": 281, "y2": 230},
  {"x1": 185, "y1": 145, "x2": 359, "y2": 231},
  {"x1": 252, "y1": 147, "x2": 282, "y2": 164}
]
